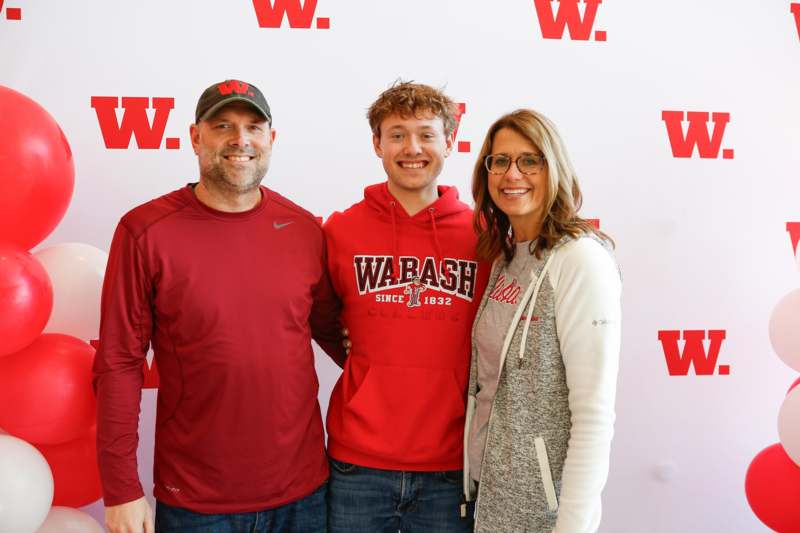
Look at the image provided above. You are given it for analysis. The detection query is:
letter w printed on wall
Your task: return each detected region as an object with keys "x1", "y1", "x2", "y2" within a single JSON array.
[
  {"x1": 661, "y1": 111, "x2": 734, "y2": 159},
  {"x1": 532, "y1": 0, "x2": 606, "y2": 41},
  {"x1": 91, "y1": 97, "x2": 180, "y2": 150},
  {"x1": 792, "y1": 3, "x2": 800, "y2": 40},
  {"x1": 252, "y1": 0, "x2": 330, "y2": 29},
  {"x1": 658, "y1": 330, "x2": 730, "y2": 376},
  {"x1": 787, "y1": 222, "x2": 800, "y2": 269}
]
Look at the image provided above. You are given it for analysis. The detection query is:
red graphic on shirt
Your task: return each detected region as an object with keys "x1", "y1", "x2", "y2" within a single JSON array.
[
  {"x1": 1, "y1": 0, "x2": 21, "y2": 20},
  {"x1": 354, "y1": 255, "x2": 478, "y2": 301},
  {"x1": 532, "y1": 0, "x2": 606, "y2": 41},
  {"x1": 91, "y1": 339, "x2": 160, "y2": 389},
  {"x1": 658, "y1": 330, "x2": 730, "y2": 376},
  {"x1": 488, "y1": 274, "x2": 522, "y2": 305},
  {"x1": 91, "y1": 96, "x2": 180, "y2": 150},
  {"x1": 787, "y1": 222, "x2": 800, "y2": 258},
  {"x1": 404, "y1": 277, "x2": 428, "y2": 308},
  {"x1": 792, "y1": 3, "x2": 800, "y2": 39},
  {"x1": 251, "y1": 0, "x2": 329, "y2": 29},
  {"x1": 454, "y1": 103, "x2": 471, "y2": 153},
  {"x1": 661, "y1": 111, "x2": 734, "y2": 159}
]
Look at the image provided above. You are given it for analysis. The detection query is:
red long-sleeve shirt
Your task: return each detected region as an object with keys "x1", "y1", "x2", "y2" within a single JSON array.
[{"x1": 93, "y1": 184, "x2": 344, "y2": 513}]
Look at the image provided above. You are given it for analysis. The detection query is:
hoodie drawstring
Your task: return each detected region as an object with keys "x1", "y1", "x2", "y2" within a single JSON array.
[
  {"x1": 518, "y1": 253, "x2": 555, "y2": 364},
  {"x1": 390, "y1": 201, "x2": 399, "y2": 281},
  {"x1": 428, "y1": 208, "x2": 444, "y2": 273}
]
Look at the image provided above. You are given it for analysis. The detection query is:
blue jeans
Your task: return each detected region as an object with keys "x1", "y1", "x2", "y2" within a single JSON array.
[
  {"x1": 155, "y1": 482, "x2": 326, "y2": 533},
  {"x1": 327, "y1": 459, "x2": 474, "y2": 533}
]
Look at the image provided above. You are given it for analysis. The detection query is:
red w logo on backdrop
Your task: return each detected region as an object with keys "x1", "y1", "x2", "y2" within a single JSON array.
[
  {"x1": 252, "y1": 0, "x2": 330, "y2": 29},
  {"x1": 0, "y1": 0, "x2": 22, "y2": 20},
  {"x1": 91, "y1": 97, "x2": 181, "y2": 150},
  {"x1": 454, "y1": 103, "x2": 471, "y2": 153},
  {"x1": 661, "y1": 111, "x2": 734, "y2": 159},
  {"x1": 792, "y1": 3, "x2": 800, "y2": 39},
  {"x1": 787, "y1": 222, "x2": 800, "y2": 267},
  {"x1": 658, "y1": 330, "x2": 730, "y2": 376},
  {"x1": 532, "y1": 0, "x2": 606, "y2": 41}
]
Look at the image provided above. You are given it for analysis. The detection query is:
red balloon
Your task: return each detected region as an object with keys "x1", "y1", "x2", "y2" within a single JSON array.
[
  {"x1": 0, "y1": 334, "x2": 95, "y2": 445},
  {"x1": 0, "y1": 244, "x2": 53, "y2": 356},
  {"x1": 35, "y1": 426, "x2": 102, "y2": 507},
  {"x1": 745, "y1": 443, "x2": 800, "y2": 532},
  {"x1": 0, "y1": 85, "x2": 74, "y2": 250}
]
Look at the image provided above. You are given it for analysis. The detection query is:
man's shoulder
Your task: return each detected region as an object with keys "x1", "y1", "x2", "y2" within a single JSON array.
[
  {"x1": 119, "y1": 187, "x2": 190, "y2": 239},
  {"x1": 323, "y1": 198, "x2": 369, "y2": 233},
  {"x1": 265, "y1": 188, "x2": 323, "y2": 232}
]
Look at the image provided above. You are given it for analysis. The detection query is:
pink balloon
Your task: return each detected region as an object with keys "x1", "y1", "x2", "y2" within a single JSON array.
[
  {"x1": 745, "y1": 443, "x2": 800, "y2": 532},
  {"x1": 779, "y1": 386, "x2": 800, "y2": 467},
  {"x1": 36, "y1": 506, "x2": 104, "y2": 533},
  {"x1": 0, "y1": 334, "x2": 96, "y2": 445},
  {"x1": 0, "y1": 85, "x2": 74, "y2": 250},
  {"x1": 770, "y1": 289, "x2": 800, "y2": 372},
  {"x1": 0, "y1": 244, "x2": 53, "y2": 357}
]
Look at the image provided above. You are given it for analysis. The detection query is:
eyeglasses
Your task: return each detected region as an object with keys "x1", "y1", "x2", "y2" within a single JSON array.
[{"x1": 484, "y1": 153, "x2": 546, "y2": 175}]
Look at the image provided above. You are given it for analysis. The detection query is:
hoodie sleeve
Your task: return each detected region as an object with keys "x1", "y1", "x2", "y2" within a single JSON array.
[
  {"x1": 551, "y1": 239, "x2": 622, "y2": 533},
  {"x1": 92, "y1": 222, "x2": 152, "y2": 506},
  {"x1": 310, "y1": 222, "x2": 346, "y2": 367}
]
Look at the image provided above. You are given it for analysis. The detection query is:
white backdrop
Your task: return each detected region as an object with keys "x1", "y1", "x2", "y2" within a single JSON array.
[{"x1": 3, "y1": 1, "x2": 800, "y2": 531}]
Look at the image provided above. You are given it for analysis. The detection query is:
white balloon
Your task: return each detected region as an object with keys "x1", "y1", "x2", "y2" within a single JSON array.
[
  {"x1": 768, "y1": 289, "x2": 800, "y2": 373},
  {"x1": 0, "y1": 435, "x2": 54, "y2": 533},
  {"x1": 34, "y1": 243, "x2": 108, "y2": 342},
  {"x1": 35, "y1": 507, "x2": 104, "y2": 533},
  {"x1": 778, "y1": 384, "x2": 800, "y2": 466}
]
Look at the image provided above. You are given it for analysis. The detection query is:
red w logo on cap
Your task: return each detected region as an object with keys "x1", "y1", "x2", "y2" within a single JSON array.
[{"x1": 217, "y1": 81, "x2": 251, "y2": 96}]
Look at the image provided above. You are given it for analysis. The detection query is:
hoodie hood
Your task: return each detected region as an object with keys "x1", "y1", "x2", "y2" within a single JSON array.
[
  {"x1": 363, "y1": 182, "x2": 471, "y2": 222},
  {"x1": 362, "y1": 182, "x2": 471, "y2": 279}
]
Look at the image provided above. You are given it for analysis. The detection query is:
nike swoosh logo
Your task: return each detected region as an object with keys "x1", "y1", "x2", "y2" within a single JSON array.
[{"x1": 273, "y1": 221, "x2": 294, "y2": 229}]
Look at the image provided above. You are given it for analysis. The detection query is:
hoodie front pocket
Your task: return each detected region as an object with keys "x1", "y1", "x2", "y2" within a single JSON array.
[
  {"x1": 343, "y1": 362, "x2": 466, "y2": 462},
  {"x1": 534, "y1": 436, "x2": 559, "y2": 512}
]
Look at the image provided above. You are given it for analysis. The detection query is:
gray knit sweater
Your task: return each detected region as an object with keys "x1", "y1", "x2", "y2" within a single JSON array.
[{"x1": 463, "y1": 235, "x2": 622, "y2": 533}]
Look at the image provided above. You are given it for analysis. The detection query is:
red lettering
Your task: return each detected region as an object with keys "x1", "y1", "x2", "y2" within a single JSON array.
[
  {"x1": 533, "y1": 0, "x2": 603, "y2": 41},
  {"x1": 252, "y1": 0, "x2": 318, "y2": 29},
  {"x1": 658, "y1": 330, "x2": 728, "y2": 376},
  {"x1": 787, "y1": 222, "x2": 800, "y2": 257},
  {"x1": 792, "y1": 3, "x2": 800, "y2": 39},
  {"x1": 661, "y1": 111, "x2": 732, "y2": 159},
  {"x1": 489, "y1": 275, "x2": 522, "y2": 305},
  {"x1": 454, "y1": 103, "x2": 470, "y2": 152},
  {"x1": 91, "y1": 96, "x2": 175, "y2": 149}
]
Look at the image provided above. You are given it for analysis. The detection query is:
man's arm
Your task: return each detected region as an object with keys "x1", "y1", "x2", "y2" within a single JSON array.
[
  {"x1": 93, "y1": 222, "x2": 155, "y2": 532},
  {"x1": 309, "y1": 232, "x2": 346, "y2": 367}
]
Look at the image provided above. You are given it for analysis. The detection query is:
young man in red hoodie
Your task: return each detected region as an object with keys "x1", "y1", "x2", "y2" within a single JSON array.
[{"x1": 324, "y1": 82, "x2": 488, "y2": 532}]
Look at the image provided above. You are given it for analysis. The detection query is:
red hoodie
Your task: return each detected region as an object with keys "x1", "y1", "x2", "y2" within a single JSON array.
[{"x1": 324, "y1": 182, "x2": 488, "y2": 471}]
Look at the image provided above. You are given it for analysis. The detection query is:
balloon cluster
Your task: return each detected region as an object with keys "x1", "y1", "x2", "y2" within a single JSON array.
[
  {"x1": 0, "y1": 86, "x2": 107, "y2": 532},
  {"x1": 744, "y1": 282, "x2": 800, "y2": 530}
]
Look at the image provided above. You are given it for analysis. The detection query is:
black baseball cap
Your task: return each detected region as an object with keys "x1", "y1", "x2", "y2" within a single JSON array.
[{"x1": 195, "y1": 79, "x2": 272, "y2": 124}]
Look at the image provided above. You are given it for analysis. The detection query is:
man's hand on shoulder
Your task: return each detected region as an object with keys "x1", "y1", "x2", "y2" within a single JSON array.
[{"x1": 105, "y1": 496, "x2": 154, "y2": 533}]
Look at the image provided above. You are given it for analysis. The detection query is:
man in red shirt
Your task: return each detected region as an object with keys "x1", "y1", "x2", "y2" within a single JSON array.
[{"x1": 93, "y1": 79, "x2": 345, "y2": 533}]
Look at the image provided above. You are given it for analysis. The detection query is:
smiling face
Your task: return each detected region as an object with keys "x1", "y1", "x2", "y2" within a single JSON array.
[
  {"x1": 373, "y1": 111, "x2": 454, "y2": 198},
  {"x1": 487, "y1": 127, "x2": 549, "y2": 241},
  {"x1": 190, "y1": 101, "x2": 275, "y2": 194}
]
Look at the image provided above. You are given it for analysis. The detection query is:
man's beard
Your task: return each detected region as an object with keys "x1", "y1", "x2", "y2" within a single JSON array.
[{"x1": 200, "y1": 155, "x2": 268, "y2": 194}]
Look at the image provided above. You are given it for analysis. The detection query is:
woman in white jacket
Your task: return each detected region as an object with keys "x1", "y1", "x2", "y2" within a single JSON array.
[{"x1": 463, "y1": 109, "x2": 622, "y2": 532}]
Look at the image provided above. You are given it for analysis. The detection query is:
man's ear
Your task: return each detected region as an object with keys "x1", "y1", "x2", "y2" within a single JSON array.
[{"x1": 372, "y1": 133, "x2": 383, "y2": 158}]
